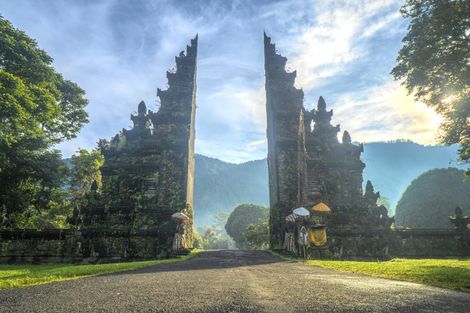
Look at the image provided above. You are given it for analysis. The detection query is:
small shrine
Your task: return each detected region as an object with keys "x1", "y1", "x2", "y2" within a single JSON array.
[{"x1": 450, "y1": 207, "x2": 470, "y2": 231}]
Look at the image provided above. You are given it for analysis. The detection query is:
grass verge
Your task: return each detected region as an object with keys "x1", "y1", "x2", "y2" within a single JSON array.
[
  {"x1": 0, "y1": 249, "x2": 202, "y2": 290},
  {"x1": 270, "y1": 251, "x2": 470, "y2": 292}
]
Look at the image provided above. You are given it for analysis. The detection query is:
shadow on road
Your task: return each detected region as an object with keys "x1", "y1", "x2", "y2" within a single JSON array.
[{"x1": 110, "y1": 250, "x2": 283, "y2": 275}]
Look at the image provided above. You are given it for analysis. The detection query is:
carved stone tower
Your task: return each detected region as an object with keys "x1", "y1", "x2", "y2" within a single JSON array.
[
  {"x1": 80, "y1": 36, "x2": 198, "y2": 257},
  {"x1": 264, "y1": 33, "x2": 304, "y2": 248},
  {"x1": 264, "y1": 33, "x2": 392, "y2": 251}
]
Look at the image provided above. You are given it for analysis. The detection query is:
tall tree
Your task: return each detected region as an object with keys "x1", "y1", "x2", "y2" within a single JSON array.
[
  {"x1": 225, "y1": 204, "x2": 268, "y2": 248},
  {"x1": 245, "y1": 220, "x2": 269, "y2": 249},
  {"x1": 69, "y1": 148, "x2": 104, "y2": 208},
  {"x1": 0, "y1": 16, "x2": 88, "y2": 224},
  {"x1": 391, "y1": 0, "x2": 470, "y2": 173},
  {"x1": 395, "y1": 168, "x2": 470, "y2": 228}
]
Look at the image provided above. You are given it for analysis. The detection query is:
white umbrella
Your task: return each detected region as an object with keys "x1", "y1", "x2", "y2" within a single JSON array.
[
  {"x1": 171, "y1": 212, "x2": 191, "y2": 223},
  {"x1": 293, "y1": 207, "x2": 310, "y2": 217}
]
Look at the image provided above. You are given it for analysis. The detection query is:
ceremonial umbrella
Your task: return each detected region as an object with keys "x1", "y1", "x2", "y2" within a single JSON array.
[
  {"x1": 285, "y1": 214, "x2": 298, "y2": 223},
  {"x1": 293, "y1": 207, "x2": 310, "y2": 217},
  {"x1": 171, "y1": 212, "x2": 191, "y2": 224},
  {"x1": 310, "y1": 202, "x2": 331, "y2": 213}
]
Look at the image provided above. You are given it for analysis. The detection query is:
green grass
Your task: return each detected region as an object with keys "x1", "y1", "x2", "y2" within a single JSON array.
[
  {"x1": 269, "y1": 250, "x2": 470, "y2": 292},
  {"x1": 307, "y1": 258, "x2": 470, "y2": 292},
  {"x1": 0, "y1": 249, "x2": 202, "y2": 290}
]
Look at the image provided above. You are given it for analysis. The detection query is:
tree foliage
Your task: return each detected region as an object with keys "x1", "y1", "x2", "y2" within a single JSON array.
[
  {"x1": 0, "y1": 151, "x2": 71, "y2": 229},
  {"x1": 197, "y1": 212, "x2": 234, "y2": 249},
  {"x1": 69, "y1": 148, "x2": 104, "y2": 208},
  {"x1": 395, "y1": 167, "x2": 470, "y2": 228},
  {"x1": 225, "y1": 204, "x2": 268, "y2": 248},
  {"x1": 0, "y1": 16, "x2": 88, "y2": 224},
  {"x1": 245, "y1": 220, "x2": 269, "y2": 249},
  {"x1": 198, "y1": 226, "x2": 234, "y2": 249},
  {"x1": 392, "y1": 0, "x2": 470, "y2": 173}
]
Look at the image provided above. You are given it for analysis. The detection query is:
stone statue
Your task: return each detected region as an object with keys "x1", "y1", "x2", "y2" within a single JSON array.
[
  {"x1": 450, "y1": 207, "x2": 470, "y2": 231},
  {"x1": 1, "y1": 204, "x2": 8, "y2": 227}
]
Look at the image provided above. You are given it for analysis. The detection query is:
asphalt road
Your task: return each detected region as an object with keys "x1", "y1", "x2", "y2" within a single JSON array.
[{"x1": 1, "y1": 250, "x2": 469, "y2": 313}]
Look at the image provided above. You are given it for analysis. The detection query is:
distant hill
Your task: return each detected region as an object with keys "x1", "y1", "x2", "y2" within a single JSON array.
[
  {"x1": 361, "y1": 141, "x2": 464, "y2": 211},
  {"x1": 194, "y1": 141, "x2": 465, "y2": 226},
  {"x1": 394, "y1": 168, "x2": 470, "y2": 228},
  {"x1": 194, "y1": 155, "x2": 268, "y2": 226}
]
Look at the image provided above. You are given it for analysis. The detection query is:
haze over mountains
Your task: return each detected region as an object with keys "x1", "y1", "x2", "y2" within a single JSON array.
[{"x1": 194, "y1": 141, "x2": 464, "y2": 226}]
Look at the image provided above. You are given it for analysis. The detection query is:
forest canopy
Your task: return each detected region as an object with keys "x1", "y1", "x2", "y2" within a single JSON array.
[
  {"x1": 0, "y1": 16, "x2": 89, "y2": 227},
  {"x1": 225, "y1": 204, "x2": 268, "y2": 248},
  {"x1": 392, "y1": 0, "x2": 470, "y2": 174},
  {"x1": 395, "y1": 167, "x2": 470, "y2": 228}
]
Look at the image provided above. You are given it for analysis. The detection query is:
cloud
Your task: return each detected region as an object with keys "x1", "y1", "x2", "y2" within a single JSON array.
[
  {"x1": 262, "y1": 0, "x2": 442, "y2": 147},
  {"x1": 1, "y1": 0, "x2": 220, "y2": 156},
  {"x1": 331, "y1": 81, "x2": 443, "y2": 144},
  {"x1": 0, "y1": 0, "x2": 443, "y2": 163},
  {"x1": 362, "y1": 11, "x2": 402, "y2": 38},
  {"x1": 285, "y1": 0, "x2": 400, "y2": 90},
  {"x1": 195, "y1": 82, "x2": 267, "y2": 163}
]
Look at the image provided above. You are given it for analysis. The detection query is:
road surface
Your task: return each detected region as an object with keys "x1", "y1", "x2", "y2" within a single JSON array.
[{"x1": 1, "y1": 250, "x2": 469, "y2": 312}]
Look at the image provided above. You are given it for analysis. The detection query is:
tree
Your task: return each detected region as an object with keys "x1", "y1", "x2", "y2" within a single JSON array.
[
  {"x1": 395, "y1": 168, "x2": 470, "y2": 228},
  {"x1": 245, "y1": 220, "x2": 269, "y2": 249},
  {"x1": 197, "y1": 213, "x2": 235, "y2": 249},
  {"x1": 0, "y1": 16, "x2": 88, "y2": 224},
  {"x1": 225, "y1": 204, "x2": 268, "y2": 248},
  {"x1": 198, "y1": 226, "x2": 234, "y2": 249},
  {"x1": 192, "y1": 227, "x2": 203, "y2": 249},
  {"x1": 69, "y1": 148, "x2": 104, "y2": 208},
  {"x1": 2, "y1": 150, "x2": 71, "y2": 229},
  {"x1": 392, "y1": 0, "x2": 470, "y2": 173},
  {"x1": 212, "y1": 212, "x2": 229, "y2": 233}
]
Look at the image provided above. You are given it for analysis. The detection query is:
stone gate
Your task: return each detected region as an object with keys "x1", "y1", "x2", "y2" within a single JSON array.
[
  {"x1": 264, "y1": 32, "x2": 469, "y2": 258},
  {"x1": 0, "y1": 36, "x2": 198, "y2": 262}
]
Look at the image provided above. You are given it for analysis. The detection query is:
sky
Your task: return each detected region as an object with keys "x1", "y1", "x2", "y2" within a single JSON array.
[{"x1": 0, "y1": 0, "x2": 444, "y2": 163}]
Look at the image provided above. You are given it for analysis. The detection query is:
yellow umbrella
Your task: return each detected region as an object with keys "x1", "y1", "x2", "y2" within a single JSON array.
[{"x1": 310, "y1": 202, "x2": 332, "y2": 213}]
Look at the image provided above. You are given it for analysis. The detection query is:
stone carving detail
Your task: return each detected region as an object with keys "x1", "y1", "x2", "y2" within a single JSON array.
[{"x1": 450, "y1": 207, "x2": 470, "y2": 231}]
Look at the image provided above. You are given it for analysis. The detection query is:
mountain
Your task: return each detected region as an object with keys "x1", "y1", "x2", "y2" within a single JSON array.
[
  {"x1": 361, "y1": 141, "x2": 464, "y2": 211},
  {"x1": 194, "y1": 141, "x2": 465, "y2": 226},
  {"x1": 394, "y1": 168, "x2": 470, "y2": 228},
  {"x1": 194, "y1": 155, "x2": 268, "y2": 226}
]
